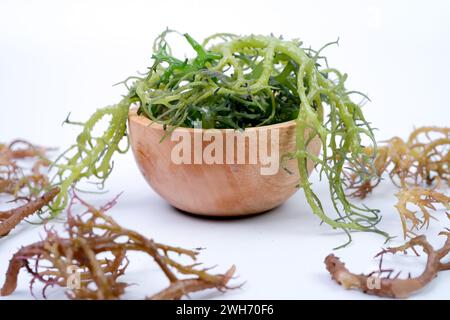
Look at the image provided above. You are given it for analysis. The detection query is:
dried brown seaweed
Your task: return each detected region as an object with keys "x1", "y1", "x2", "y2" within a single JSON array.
[
  {"x1": 0, "y1": 193, "x2": 235, "y2": 300},
  {"x1": 0, "y1": 187, "x2": 59, "y2": 237},
  {"x1": 0, "y1": 140, "x2": 55, "y2": 237},
  {"x1": 0, "y1": 140, "x2": 50, "y2": 198},
  {"x1": 395, "y1": 187, "x2": 450, "y2": 239},
  {"x1": 345, "y1": 127, "x2": 449, "y2": 199},
  {"x1": 325, "y1": 231, "x2": 450, "y2": 298}
]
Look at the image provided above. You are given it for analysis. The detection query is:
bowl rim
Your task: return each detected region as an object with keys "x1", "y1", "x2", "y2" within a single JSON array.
[{"x1": 128, "y1": 107, "x2": 296, "y2": 133}]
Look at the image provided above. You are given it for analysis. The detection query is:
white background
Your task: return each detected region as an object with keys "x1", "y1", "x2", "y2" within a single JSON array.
[{"x1": 0, "y1": 0, "x2": 449, "y2": 299}]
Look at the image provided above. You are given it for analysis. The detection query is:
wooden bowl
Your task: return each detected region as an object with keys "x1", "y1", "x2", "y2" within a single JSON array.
[{"x1": 128, "y1": 108, "x2": 321, "y2": 216}]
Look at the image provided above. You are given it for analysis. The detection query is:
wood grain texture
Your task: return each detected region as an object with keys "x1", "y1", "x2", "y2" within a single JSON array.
[{"x1": 128, "y1": 108, "x2": 321, "y2": 216}]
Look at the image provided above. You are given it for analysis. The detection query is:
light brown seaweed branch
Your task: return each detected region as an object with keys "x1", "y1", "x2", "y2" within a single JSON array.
[
  {"x1": 0, "y1": 140, "x2": 55, "y2": 237},
  {"x1": 395, "y1": 187, "x2": 450, "y2": 239},
  {"x1": 0, "y1": 193, "x2": 236, "y2": 300},
  {"x1": 325, "y1": 231, "x2": 450, "y2": 298},
  {"x1": 0, "y1": 187, "x2": 60, "y2": 237},
  {"x1": 345, "y1": 127, "x2": 449, "y2": 199},
  {"x1": 0, "y1": 140, "x2": 51, "y2": 198}
]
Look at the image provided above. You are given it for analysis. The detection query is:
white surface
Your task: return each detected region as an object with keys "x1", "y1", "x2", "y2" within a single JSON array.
[{"x1": 0, "y1": 0, "x2": 449, "y2": 299}]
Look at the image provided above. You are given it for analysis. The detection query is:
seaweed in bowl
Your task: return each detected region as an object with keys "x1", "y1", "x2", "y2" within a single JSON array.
[{"x1": 51, "y1": 30, "x2": 386, "y2": 248}]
